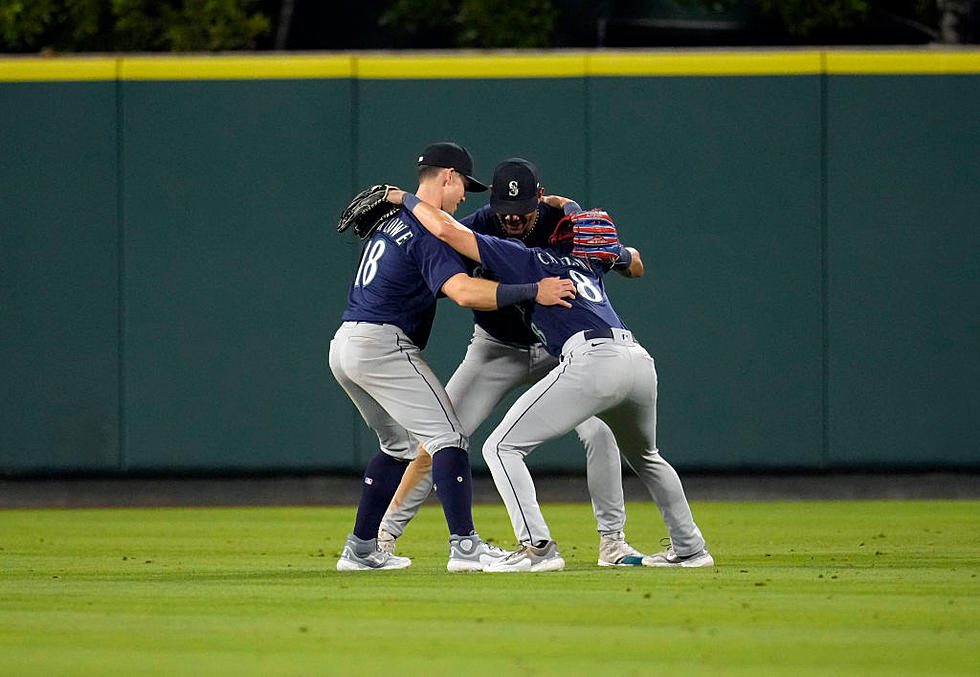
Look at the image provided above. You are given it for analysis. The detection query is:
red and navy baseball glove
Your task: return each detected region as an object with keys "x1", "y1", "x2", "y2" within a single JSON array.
[{"x1": 551, "y1": 209, "x2": 621, "y2": 263}]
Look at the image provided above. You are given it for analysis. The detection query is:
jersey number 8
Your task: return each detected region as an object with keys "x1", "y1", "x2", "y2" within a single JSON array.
[
  {"x1": 355, "y1": 240, "x2": 386, "y2": 287},
  {"x1": 568, "y1": 269, "x2": 603, "y2": 303}
]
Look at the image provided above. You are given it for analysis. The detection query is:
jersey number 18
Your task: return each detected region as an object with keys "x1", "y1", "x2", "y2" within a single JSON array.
[{"x1": 354, "y1": 240, "x2": 386, "y2": 287}]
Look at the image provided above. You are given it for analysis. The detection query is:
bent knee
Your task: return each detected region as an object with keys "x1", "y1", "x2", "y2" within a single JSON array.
[
  {"x1": 423, "y1": 433, "x2": 469, "y2": 456},
  {"x1": 574, "y1": 417, "x2": 616, "y2": 452},
  {"x1": 482, "y1": 435, "x2": 528, "y2": 463}
]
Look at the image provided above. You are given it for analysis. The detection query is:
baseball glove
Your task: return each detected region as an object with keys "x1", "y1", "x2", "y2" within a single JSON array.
[
  {"x1": 336, "y1": 184, "x2": 400, "y2": 240},
  {"x1": 551, "y1": 209, "x2": 621, "y2": 263}
]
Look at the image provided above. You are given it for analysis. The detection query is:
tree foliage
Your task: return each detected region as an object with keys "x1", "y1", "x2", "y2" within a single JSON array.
[
  {"x1": 0, "y1": 0, "x2": 270, "y2": 52},
  {"x1": 0, "y1": 0, "x2": 972, "y2": 52},
  {"x1": 674, "y1": 0, "x2": 951, "y2": 40},
  {"x1": 378, "y1": 0, "x2": 557, "y2": 48},
  {"x1": 757, "y1": 0, "x2": 870, "y2": 36}
]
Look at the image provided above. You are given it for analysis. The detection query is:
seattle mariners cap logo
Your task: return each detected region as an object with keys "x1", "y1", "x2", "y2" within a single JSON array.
[
  {"x1": 416, "y1": 142, "x2": 489, "y2": 192},
  {"x1": 490, "y1": 158, "x2": 540, "y2": 215}
]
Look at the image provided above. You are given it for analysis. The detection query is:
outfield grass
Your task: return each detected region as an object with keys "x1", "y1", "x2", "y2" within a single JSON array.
[{"x1": 1, "y1": 499, "x2": 977, "y2": 676}]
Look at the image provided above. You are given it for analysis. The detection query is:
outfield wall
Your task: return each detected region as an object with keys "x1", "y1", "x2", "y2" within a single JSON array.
[{"x1": 1, "y1": 50, "x2": 978, "y2": 474}]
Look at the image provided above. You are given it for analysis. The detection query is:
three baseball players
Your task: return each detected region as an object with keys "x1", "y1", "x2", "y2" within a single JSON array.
[
  {"x1": 334, "y1": 143, "x2": 713, "y2": 572},
  {"x1": 331, "y1": 142, "x2": 576, "y2": 571},
  {"x1": 381, "y1": 181, "x2": 713, "y2": 572},
  {"x1": 377, "y1": 158, "x2": 655, "y2": 567}
]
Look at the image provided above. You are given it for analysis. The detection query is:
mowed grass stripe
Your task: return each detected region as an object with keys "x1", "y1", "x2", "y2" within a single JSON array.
[{"x1": 1, "y1": 500, "x2": 977, "y2": 676}]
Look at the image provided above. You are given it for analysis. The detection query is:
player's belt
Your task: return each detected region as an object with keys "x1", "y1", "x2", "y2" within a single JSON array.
[
  {"x1": 583, "y1": 328, "x2": 613, "y2": 341},
  {"x1": 562, "y1": 327, "x2": 634, "y2": 358}
]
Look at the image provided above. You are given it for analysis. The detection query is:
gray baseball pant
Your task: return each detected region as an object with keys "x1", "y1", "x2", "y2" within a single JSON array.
[
  {"x1": 329, "y1": 322, "x2": 467, "y2": 460},
  {"x1": 483, "y1": 329, "x2": 706, "y2": 556}
]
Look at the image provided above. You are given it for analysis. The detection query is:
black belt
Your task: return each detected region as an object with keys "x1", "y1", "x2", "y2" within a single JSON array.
[{"x1": 583, "y1": 328, "x2": 614, "y2": 341}]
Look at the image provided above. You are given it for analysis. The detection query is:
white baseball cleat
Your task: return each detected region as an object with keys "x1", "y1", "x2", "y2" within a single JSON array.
[
  {"x1": 336, "y1": 534, "x2": 411, "y2": 571},
  {"x1": 446, "y1": 533, "x2": 513, "y2": 572},
  {"x1": 376, "y1": 527, "x2": 398, "y2": 555},
  {"x1": 597, "y1": 531, "x2": 648, "y2": 567},
  {"x1": 643, "y1": 545, "x2": 714, "y2": 568},
  {"x1": 483, "y1": 540, "x2": 565, "y2": 573}
]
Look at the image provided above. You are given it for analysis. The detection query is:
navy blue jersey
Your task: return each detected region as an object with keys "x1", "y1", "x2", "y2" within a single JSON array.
[
  {"x1": 459, "y1": 202, "x2": 567, "y2": 345},
  {"x1": 474, "y1": 233, "x2": 626, "y2": 358},
  {"x1": 342, "y1": 207, "x2": 467, "y2": 349}
]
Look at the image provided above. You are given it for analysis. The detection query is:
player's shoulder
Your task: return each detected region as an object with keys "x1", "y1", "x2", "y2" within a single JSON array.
[
  {"x1": 371, "y1": 210, "x2": 419, "y2": 242},
  {"x1": 461, "y1": 204, "x2": 495, "y2": 234},
  {"x1": 382, "y1": 210, "x2": 449, "y2": 254},
  {"x1": 539, "y1": 202, "x2": 565, "y2": 225},
  {"x1": 396, "y1": 207, "x2": 442, "y2": 238}
]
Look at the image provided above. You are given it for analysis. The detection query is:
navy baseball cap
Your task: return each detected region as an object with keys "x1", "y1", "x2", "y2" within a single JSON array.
[
  {"x1": 417, "y1": 142, "x2": 488, "y2": 192},
  {"x1": 490, "y1": 158, "x2": 540, "y2": 215}
]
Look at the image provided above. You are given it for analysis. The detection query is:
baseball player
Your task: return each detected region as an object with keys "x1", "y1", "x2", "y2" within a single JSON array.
[
  {"x1": 384, "y1": 188, "x2": 713, "y2": 572},
  {"x1": 378, "y1": 158, "x2": 653, "y2": 567},
  {"x1": 331, "y1": 142, "x2": 576, "y2": 572}
]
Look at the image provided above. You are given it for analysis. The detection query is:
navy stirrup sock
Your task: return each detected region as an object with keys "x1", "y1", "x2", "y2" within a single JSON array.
[
  {"x1": 431, "y1": 446, "x2": 475, "y2": 536},
  {"x1": 352, "y1": 452, "x2": 409, "y2": 541}
]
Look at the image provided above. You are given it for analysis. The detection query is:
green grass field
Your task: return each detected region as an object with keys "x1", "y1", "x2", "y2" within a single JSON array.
[{"x1": 1, "y1": 499, "x2": 977, "y2": 676}]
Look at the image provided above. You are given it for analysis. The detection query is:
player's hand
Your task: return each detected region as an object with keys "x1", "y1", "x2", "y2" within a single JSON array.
[
  {"x1": 536, "y1": 276, "x2": 576, "y2": 308},
  {"x1": 542, "y1": 195, "x2": 571, "y2": 209},
  {"x1": 385, "y1": 188, "x2": 406, "y2": 204}
]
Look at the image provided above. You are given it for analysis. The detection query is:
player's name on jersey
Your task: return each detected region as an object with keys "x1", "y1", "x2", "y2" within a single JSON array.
[
  {"x1": 534, "y1": 249, "x2": 592, "y2": 273},
  {"x1": 378, "y1": 217, "x2": 414, "y2": 245}
]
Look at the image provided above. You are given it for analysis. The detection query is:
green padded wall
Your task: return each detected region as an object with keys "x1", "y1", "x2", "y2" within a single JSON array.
[
  {"x1": 589, "y1": 75, "x2": 824, "y2": 469},
  {"x1": 0, "y1": 82, "x2": 120, "y2": 472},
  {"x1": 825, "y1": 74, "x2": 980, "y2": 467},
  {"x1": 1, "y1": 52, "x2": 977, "y2": 475},
  {"x1": 119, "y1": 79, "x2": 357, "y2": 471}
]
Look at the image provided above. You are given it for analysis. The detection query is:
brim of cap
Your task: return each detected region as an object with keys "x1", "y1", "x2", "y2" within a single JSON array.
[
  {"x1": 462, "y1": 174, "x2": 488, "y2": 192},
  {"x1": 491, "y1": 195, "x2": 538, "y2": 215}
]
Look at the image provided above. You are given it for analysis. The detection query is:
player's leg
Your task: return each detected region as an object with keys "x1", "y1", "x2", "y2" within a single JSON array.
[
  {"x1": 482, "y1": 357, "x2": 606, "y2": 545},
  {"x1": 600, "y1": 345, "x2": 711, "y2": 567},
  {"x1": 379, "y1": 327, "x2": 532, "y2": 547},
  {"x1": 328, "y1": 329, "x2": 413, "y2": 570},
  {"x1": 529, "y1": 348, "x2": 626, "y2": 534},
  {"x1": 344, "y1": 336, "x2": 468, "y2": 531},
  {"x1": 377, "y1": 444, "x2": 432, "y2": 550},
  {"x1": 574, "y1": 417, "x2": 626, "y2": 533},
  {"x1": 337, "y1": 323, "x2": 509, "y2": 569},
  {"x1": 529, "y1": 343, "x2": 640, "y2": 565},
  {"x1": 481, "y1": 363, "x2": 612, "y2": 572},
  {"x1": 573, "y1": 417, "x2": 649, "y2": 566}
]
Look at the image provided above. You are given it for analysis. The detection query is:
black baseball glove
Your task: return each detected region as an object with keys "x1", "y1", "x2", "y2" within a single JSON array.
[{"x1": 336, "y1": 184, "x2": 400, "y2": 240}]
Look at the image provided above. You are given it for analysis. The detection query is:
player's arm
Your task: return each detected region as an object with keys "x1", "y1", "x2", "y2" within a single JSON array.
[
  {"x1": 442, "y1": 273, "x2": 574, "y2": 310},
  {"x1": 542, "y1": 194, "x2": 579, "y2": 213},
  {"x1": 387, "y1": 189, "x2": 574, "y2": 309},
  {"x1": 387, "y1": 189, "x2": 482, "y2": 262},
  {"x1": 615, "y1": 247, "x2": 644, "y2": 278}
]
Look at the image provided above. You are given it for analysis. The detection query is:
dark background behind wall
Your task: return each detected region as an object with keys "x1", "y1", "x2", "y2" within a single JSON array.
[{"x1": 1, "y1": 52, "x2": 978, "y2": 476}]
